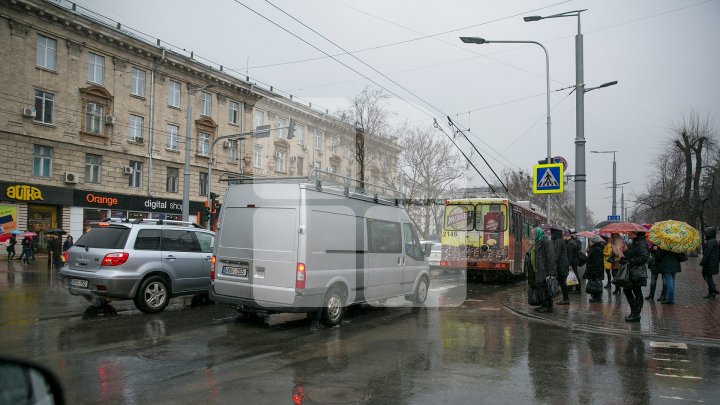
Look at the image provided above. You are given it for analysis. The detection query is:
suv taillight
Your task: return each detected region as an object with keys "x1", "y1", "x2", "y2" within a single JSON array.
[
  {"x1": 210, "y1": 256, "x2": 216, "y2": 281},
  {"x1": 295, "y1": 263, "x2": 306, "y2": 290},
  {"x1": 101, "y1": 252, "x2": 129, "y2": 266}
]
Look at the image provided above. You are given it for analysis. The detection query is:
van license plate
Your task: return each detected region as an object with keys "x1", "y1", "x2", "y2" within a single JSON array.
[
  {"x1": 69, "y1": 279, "x2": 88, "y2": 288},
  {"x1": 222, "y1": 266, "x2": 248, "y2": 278}
]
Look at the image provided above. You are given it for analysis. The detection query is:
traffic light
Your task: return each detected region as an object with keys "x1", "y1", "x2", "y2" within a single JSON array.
[
  {"x1": 210, "y1": 192, "x2": 219, "y2": 214},
  {"x1": 203, "y1": 201, "x2": 211, "y2": 222}
]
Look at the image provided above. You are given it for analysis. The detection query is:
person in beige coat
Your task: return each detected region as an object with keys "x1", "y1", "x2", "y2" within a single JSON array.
[{"x1": 611, "y1": 233, "x2": 627, "y2": 294}]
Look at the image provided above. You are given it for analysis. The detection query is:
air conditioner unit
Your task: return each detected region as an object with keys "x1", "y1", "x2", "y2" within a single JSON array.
[
  {"x1": 301, "y1": 144, "x2": 308, "y2": 151},
  {"x1": 22, "y1": 107, "x2": 36, "y2": 118},
  {"x1": 104, "y1": 115, "x2": 115, "y2": 125},
  {"x1": 64, "y1": 172, "x2": 78, "y2": 184},
  {"x1": 222, "y1": 140, "x2": 232, "y2": 149},
  {"x1": 123, "y1": 166, "x2": 134, "y2": 175},
  {"x1": 291, "y1": 156, "x2": 297, "y2": 163},
  {"x1": 134, "y1": 137, "x2": 144, "y2": 144},
  {"x1": 318, "y1": 150, "x2": 324, "y2": 156}
]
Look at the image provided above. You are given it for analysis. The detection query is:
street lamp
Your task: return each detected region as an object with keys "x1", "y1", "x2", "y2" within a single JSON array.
[
  {"x1": 590, "y1": 150, "x2": 618, "y2": 217},
  {"x1": 183, "y1": 83, "x2": 215, "y2": 222},
  {"x1": 460, "y1": 36, "x2": 553, "y2": 222}
]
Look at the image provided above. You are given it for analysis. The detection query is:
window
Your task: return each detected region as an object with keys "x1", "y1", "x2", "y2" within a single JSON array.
[
  {"x1": 85, "y1": 102, "x2": 103, "y2": 134},
  {"x1": 36, "y1": 34, "x2": 56, "y2": 70},
  {"x1": 128, "y1": 161, "x2": 142, "y2": 188},
  {"x1": 195, "y1": 232, "x2": 215, "y2": 253},
  {"x1": 254, "y1": 109, "x2": 265, "y2": 128},
  {"x1": 131, "y1": 67, "x2": 145, "y2": 97},
  {"x1": 198, "y1": 132, "x2": 210, "y2": 156},
  {"x1": 228, "y1": 101, "x2": 239, "y2": 124},
  {"x1": 85, "y1": 154, "x2": 101, "y2": 183},
  {"x1": 346, "y1": 168, "x2": 352, "y2": 179},
  {"x1": 129, "y1": 114, "x2": 144, "y2": 141},
  {"x1": 402, "y1": 223, "x2": 424, "y2": 260},
  {"x1": 296, "y1": 125, "x2": 305, "y2": 145},
  {"x1": 228, "y1": 139, "x2": 238, "y2": 162},
  {"x1": 200, "y1": 91, "x2": 212, "y2": 116},
  {"x1": 314, "y1": 130, "x2": 322, "y2": 150},
  {"x1": 87, "y1": 52, "x2": 104, "y2": 84},
  {"x1": 34, "y1": 90, "x2": 54, "y2": 124},
  {"x1": 168, "y1": 80, "x2": 181, "y2": 107},
  {"x1": 367, "y1": 219, "x2": 402, "y2": 254},
  {"x1": 33, "y1": 145, "x2": 52, "y2": 178},
  {"x1": 314, "y1": 161, "x2": 321, "y2": 170},
  {"x1": 329, "y1": 165, "x2": 337, "y2": 174},
  {"x1": 162, "y1": 229, "x2": 199, "y2": 252},
  {"x1": 347, "y1": 144, "x2": 353, "y2": 159},
  {"x1": 253, "y1": 145, "x2": 263, "y2": 168},
  {"x1": 166, "y1": 124, "x2": 179, "y2": 150},
  {"x1": 199, "y1": 172, "x2": 208, "y2": 197},
  {"x1": 275, "y1": 150, "x2": 286, "y2": 172},
  {"x1": 296, "y1": 157, "x2": 304, "y2": 176},
  {"x1": 331, "y1": 137, "x2": 338, "y2": 153},
  {"x1": 166, "y1": 167, "x2": 179, "y2": 193},
  {"x1": 276, "y1": 117, "x2": 288, "y2": 139},
  {"x1": 134, "y1": 229, "x2": 161, "y2": 251}
]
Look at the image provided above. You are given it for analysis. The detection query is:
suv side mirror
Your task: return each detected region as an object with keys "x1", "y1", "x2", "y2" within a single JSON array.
[{"x1": 0, "y1": 356, "x2": 66, "y2": 405}]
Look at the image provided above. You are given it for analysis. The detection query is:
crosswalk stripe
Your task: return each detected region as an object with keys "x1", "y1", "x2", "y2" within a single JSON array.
[{"x1": 655, "y1": 373, "x2": 702, "y2": 380}]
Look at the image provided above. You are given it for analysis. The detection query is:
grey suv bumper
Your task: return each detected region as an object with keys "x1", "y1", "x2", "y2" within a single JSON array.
[{"x1": 58, "y1": 268, "x2": 141, "y2": 299}]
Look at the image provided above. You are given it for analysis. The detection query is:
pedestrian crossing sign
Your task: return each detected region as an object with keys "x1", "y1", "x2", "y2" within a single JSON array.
[{"x1": 533, "y1": 163, "x2": 564, "y2": 194}]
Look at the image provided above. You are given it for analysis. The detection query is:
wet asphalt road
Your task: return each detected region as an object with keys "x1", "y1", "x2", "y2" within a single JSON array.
[{"x1": 1, "y1": 262, "x2": 719, "y2": 404}]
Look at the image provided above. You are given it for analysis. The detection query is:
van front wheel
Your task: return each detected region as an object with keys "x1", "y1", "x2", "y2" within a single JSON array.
[
  {"x1": 413, "y1": 276, "x2": 429, "y2": 304},
  {"x1": 321, "y1": 287, "x2": 346, "y2": 327}
]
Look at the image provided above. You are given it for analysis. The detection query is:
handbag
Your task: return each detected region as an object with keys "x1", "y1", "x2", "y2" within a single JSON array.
[
  {"x1": 612, "y1": 263, "x2": 631, "y2": 288},
  {"x1": 630, "y1": 264, "x2": 648, "y2": 286},
  {"x1": 545, "y1": 275, "x2": 560, "y2": 298},
  {"x1": 586, "y1": 279, "x2": 603, "y2": 295},
  {"x1": 528, "y1": 286, "x2": 541, "y2": 306},
  {"x1": 577, "y1": 250, "x2": 588, "y2": 267},
  {"x1": 566, "y1": 269, "x2": 579, "y2": 286}
]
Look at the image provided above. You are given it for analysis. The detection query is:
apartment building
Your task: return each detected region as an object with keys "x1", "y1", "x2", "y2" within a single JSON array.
[{"x1": 0, "y1": 0, "x2": 395, "y2": 241}]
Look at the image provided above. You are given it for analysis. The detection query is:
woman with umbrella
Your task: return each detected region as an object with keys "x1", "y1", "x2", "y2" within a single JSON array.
[
  {"x1": 5, "y1": 234, "x2": 16, "y2": 261},
  {"x1": 584, "y1": 235, "x2": 606, "y2": 303},
  {"x1": 621, "y1": 230, "x2": 651, "y2": 322},
  {"x1": 648, "y1": 220, "x2": 702, "y2": 304},
  {"x1": 610, "y1": 233, "x2": 628, "y2": 295}
]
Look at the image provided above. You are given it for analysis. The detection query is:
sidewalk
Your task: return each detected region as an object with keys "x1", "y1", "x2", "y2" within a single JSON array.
[{"x1": 503, "y1": 257, "x2": 720, "y2": 346}]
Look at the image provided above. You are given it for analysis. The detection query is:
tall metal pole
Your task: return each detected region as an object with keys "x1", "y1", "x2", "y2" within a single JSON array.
[
  {"x1": 182, "y1": 87, "x2": 193, "y2": 222},
  {"x1": 612, "y1": 153, "x2": 617, "y2": 216},
  {"x1": 574, "y1": 16, "x2": 586, "y2": 230},
  {"x1": 620, "y1": 186, "x2": 625, "y2": 220}
]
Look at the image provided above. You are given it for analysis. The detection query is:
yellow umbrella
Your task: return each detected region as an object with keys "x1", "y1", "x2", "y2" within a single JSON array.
[{"x1": 648, "y1": 220, "x2": 701, "y2": 253}]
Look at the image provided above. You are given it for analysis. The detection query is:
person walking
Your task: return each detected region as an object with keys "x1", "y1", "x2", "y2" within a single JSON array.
[
  {"x1": 611, "y1": 233, "x2": 628, "y2": 295},
  {"x1": 19, "y1": 237, "x2": 32, "y2": 265},
  {"x1": 603, "y1": 237, "x2": 613, "y2": 288},
  {"x1": 699, "y1": 227, "x2": 720, "y2": 298},
  {"x1": 585, "y1": 239, "x2": 605, "y2": 303},
  {"x1": 621, "y1": 231, "x2": 651, "y2": 322},
  {"x1": 644, "y1": 245, "x2": 666, "y2": 301},
  {"x1": 653, "y1": 246, "x2": 684, "y2": 304},
  {"x1": 533, "y1": 227, "x2": 557, "y2": 313},
  {"x1": 551, "y1": 228, "x2": 569, "y2": 305},
  {"x1": 6, "y1": 234, "x2": 16, "y2": 261},
  {"x1": 62, "y1": 235, "x2": 74, "y2": 253},
  {"x1": 566, "y1": 233, "x2": 581, "y2": 294}
]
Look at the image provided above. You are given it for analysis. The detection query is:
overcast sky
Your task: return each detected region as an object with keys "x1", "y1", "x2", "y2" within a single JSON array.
[{"x1": 71, "y1": 0, "x2": 720, "y2": 222}]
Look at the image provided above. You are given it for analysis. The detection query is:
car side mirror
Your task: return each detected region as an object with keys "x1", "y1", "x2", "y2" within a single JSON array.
[
  {"x1": 423, "y1": 244, "x2": 432, "y2": 257},
  {"x1": 0, "y1": 356, "x2": 65, "y2": 405}
]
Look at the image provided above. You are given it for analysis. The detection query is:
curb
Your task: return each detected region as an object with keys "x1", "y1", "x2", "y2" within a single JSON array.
[{"x1": 503, "y1": 298, "x2": 720, "y2": 348}]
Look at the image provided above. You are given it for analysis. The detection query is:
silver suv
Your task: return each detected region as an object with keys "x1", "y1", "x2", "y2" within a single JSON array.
[{"x1": 59, "y1": 218, "x2": 215, "y2": 313}]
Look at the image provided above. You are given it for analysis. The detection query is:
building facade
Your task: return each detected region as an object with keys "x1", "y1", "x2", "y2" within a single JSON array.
[{"x1": 0, "y1": 0, "x2": 395, "y2": 245}]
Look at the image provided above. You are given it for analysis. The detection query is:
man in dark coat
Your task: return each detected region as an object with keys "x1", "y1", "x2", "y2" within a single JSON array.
[
  {"x1": 533, "y1": 227, "x2": 557, "y2": 313},
  {"x1": 621, "y1": 231, "x2": 651, "y2": 322},
  {"x1": 584, "y1": 239, "x2": 605, "y2": 302},
  {"x1": 566, "y1": 233, "x2": 581, "y2": 294},
  {"x1": 699, "y1": 227, "x2": 719, "y2": 298},
  {"x1": 551, "y1": 228, "x2": 570, "y2": 305}
]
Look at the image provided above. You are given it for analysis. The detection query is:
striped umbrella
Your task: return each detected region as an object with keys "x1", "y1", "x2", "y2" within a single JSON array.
[{"x1": 648, "y1": 220, "x2": 701, "y2": 254}]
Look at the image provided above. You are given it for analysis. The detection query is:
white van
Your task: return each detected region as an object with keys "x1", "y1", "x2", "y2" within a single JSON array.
[{"x1": 209, "y1": 174, "x2": 430, "y2": 326}]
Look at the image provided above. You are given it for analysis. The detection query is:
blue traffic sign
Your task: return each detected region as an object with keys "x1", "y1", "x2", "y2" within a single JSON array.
[
  {"x1": 533, "y1": 163, "x2": 564, "y2": 194},
  {"x1": 607, "y1": 215, "x2": 621, "y2": 221}
]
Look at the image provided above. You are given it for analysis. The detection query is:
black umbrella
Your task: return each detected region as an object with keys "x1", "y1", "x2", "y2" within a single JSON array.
[
  {"x1": 592, "y1": 219, "x2": 618, "y2": 229},
  {"x1": 45, "y1": 228, "x2": 67, "y2": 235}
]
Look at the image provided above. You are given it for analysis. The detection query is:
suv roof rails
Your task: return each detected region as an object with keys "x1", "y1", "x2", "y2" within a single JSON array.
[{"x1": 100, "y1": 217, "x2": 203, "y2": 228}]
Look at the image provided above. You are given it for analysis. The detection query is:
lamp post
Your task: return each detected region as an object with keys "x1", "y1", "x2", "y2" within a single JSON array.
[
  {"x1": 183, "y1": 83, "x2": 215, "y2": 222},
  {"x1": 460, "y1": 36, "x2": 552, "y2": 222},
  {"x1": 591, "y1": 150, "x2": 618, "y2": 217}
]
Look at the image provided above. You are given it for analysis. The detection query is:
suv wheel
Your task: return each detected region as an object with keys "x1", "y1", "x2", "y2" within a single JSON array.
[{"x1": 135, "y1": 276, "x2": 170, "y2": 314}]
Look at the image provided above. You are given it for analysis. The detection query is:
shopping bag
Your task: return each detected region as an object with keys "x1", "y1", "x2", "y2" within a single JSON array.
[
  {"x1": 630, "y1": 265, "x2": 648, "y2": 286},
  {"x1": 545, "y1": 275, "x2": 560, "y2": 298},
  {"x1": 528, "y1": 286, "x2": 541, "y2": 306},
  {"x1": 586, "y1": 279, "x2": 603, "y2": 295},
  {"x1": 612, "y1": 263, "x2": 631, "y2": 288},
  {"x1": 566, "y1": 269, "x2": 579, "y2": 286}
]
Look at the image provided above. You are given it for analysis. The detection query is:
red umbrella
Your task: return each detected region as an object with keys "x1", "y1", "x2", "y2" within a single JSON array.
[
  {"x1": 599, "y1": 222, "x2": 648, "y2": 234},
  {"x1": 0, "y1": 234, "x2": 10, "y2": 243},
  {"x1": 576, "y1": 231, "x2": 597, "y2": 238}
]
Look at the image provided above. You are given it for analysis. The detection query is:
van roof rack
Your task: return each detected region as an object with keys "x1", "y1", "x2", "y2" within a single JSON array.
[
  {"x1": 100, "y1": 217, "x2": 202, "y2": 228},
  {"x1": 220, "y1": 169, "x2": 407, "y2": 206}
]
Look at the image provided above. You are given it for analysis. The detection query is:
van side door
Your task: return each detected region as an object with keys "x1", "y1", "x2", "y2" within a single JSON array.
[
  {"x1": 402, "y1": 223, "x2": 426, "y2": 294},
  {"x1": 366, "y1": 218, "x2": 403, "y2": 299}
]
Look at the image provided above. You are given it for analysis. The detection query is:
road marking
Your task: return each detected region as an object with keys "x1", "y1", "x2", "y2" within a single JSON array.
[
  {"x1": 655, "y1": 373, "x2": 702, "y2": 380},
  {"x1": 464, "y1": 299, "x2": 485, "y2": 302},
  {"x1": 653, "y1": 358, "x2": 691, "y2": 362},
  {"x1": 475, "y1": 307, "x2": 502, "y2": 311},
  {"x1": 659, "y1": 396, "x2": 704, "y2": 403},
  {"x1": 651, "y1": 341, "x2": 688, "y2": 349},
  {"x1": 659, "y1": 367, "x2": 687, "y2": 371}
]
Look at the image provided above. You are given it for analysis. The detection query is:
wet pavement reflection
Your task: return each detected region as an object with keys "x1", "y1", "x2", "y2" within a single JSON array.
[{"x1": 0, "y1": 262, "x2": 719, "y2": 404}]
